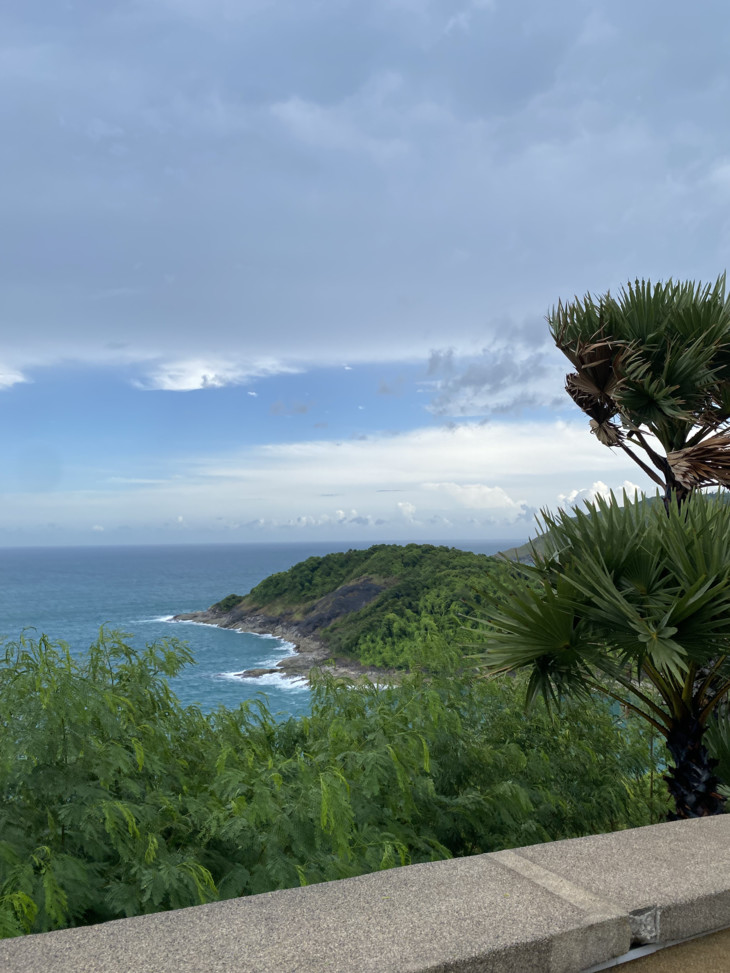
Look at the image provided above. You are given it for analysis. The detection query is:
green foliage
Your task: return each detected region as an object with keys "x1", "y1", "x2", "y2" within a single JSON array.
[
  {"x1": 704, "y1": 711, "x2": 730, "y2": 799},
  {"x1": 476, "y1": 491, "x2": 730, "y2": 817},
  {"x1": 241, "y1": 543, "x2": 521, "y2": 668},
  {"x1": 477, "y1": 492, "x2": 730, "y2": 721},
  {"x1": 0, "y1": 631, "x2": 665, "y2": 937},
  {"x1": 549, "y1": 275, "x2": 730, "y2": 498},
  {"x1": 212, "y1": 594, "x2": 244, "y2": 613}
]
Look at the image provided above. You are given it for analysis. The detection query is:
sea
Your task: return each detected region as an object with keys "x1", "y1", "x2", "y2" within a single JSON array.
[{"x1": 0, "y1": 540, "x2": 523, "y2": 717}]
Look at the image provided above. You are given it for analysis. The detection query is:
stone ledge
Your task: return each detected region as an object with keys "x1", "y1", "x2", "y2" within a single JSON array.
[{"x1": 1, "y1": 818, "x2": 728, "y2": 973}]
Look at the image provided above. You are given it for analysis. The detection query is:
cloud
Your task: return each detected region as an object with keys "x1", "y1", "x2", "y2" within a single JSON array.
[
  {"x1": 424, "y1": 482, "x2": 529, "y2": 521},
  {"x1": 0, "y1": 417, "x2": 650, "y2": 541},
  {"x1": 237, "y1": 508, "x2": 381, "y2": 530},
  {"x1": 198, "y1": 419, "x2": 640, "y2": 494},
  {"x1": 426, "y1": 341, "x2": 566, "y2": 416},
  {"x1": 397, "y1": 501, "x2": 419, "y2": 523},
  {"x1": 135, "y1": 359, "x2": 298, "y2": 391},
  {"x1": 558, "y1": 479, "x2": 643, "y2": 510},
  {"x1": 270, "y1": 90, "x2": 408, "y2": 165},
  {"x1": 3, "y1": 0, "x2": 730, "y2": 378},
  {"x1": 0, "y1": 368, "x2": 29, "y2": 390}
]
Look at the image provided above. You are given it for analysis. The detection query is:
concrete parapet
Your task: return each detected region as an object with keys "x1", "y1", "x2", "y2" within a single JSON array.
[
  {"x1": 0, "y1": 818, "x2": 728, "y2": 973},
  {"x1": 511, "y1": 817, "x2": 730, "y2": 945}
]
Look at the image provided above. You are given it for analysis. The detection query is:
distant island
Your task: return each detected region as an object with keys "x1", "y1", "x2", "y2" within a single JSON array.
[{"x1": 173, "y1": 543, "x2": 521, "y2": 681}]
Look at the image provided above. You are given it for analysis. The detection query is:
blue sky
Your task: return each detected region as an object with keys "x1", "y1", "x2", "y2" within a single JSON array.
[{"x1": 1, "y1": 0, "x2": 727, "y2": 545}]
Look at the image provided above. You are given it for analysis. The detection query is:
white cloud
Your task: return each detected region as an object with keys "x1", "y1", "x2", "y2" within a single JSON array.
[
  {"x1": 0, "y1": 368, "x2": 28, "y2": 390},
  {"x1": 91, "y1": 524, "x2": 104, "y2": 532},
  {"x1": 198, "y1": 419, "x2": 640, "y2": 496},
  {"x1": 135, "y1": 358, "x2": 298, "y2": 391},
  {"x1": 0, "y1": 418, "x2": 654, "y2": 541},
  {"x1": 558, "y1": 479, "x2": 643, "y2": 510},
  {"x1": 397, "y1": 501, "x2": 419, "y2": 523},
  {"x1": 424, "y1": 482, "x2": 528, "y2": 521}
]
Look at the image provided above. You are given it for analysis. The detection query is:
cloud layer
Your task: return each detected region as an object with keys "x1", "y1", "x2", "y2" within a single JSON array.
[
  {"x1": 2, "y1": 0, "x2": 730, "y2": 386},
  {"x1": 0, "y1": 418, "x2": 646, "y2": 543},
  {"x1": 0, "y1": 1, "x2": 721, "y2": 543}
]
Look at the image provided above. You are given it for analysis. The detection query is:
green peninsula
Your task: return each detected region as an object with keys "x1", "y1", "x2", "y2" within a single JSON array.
[{"x1": 174, "y1": 543, "x2": 520, "y2": 678}]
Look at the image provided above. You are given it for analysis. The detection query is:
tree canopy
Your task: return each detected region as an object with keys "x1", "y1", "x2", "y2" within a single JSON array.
[
  {"x1": 477, "y1": 492, "x2": 730, "y2": 818},
  {"x1": 549, "y1": 276, "x2": 730, "y2": 506}
]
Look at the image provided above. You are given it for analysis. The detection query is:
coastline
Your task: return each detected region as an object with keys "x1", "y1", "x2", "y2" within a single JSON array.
[{"x1": 172, "y1": 609, "x2": 398, "y2": 685}]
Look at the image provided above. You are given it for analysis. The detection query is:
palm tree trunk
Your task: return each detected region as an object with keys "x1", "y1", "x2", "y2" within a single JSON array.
[
  {"x1": 662, "y1": 477, "x2": 690, "y2": 514},
  {"x1": 664, "y1": 715, "x2": 725, "y2": 818}
]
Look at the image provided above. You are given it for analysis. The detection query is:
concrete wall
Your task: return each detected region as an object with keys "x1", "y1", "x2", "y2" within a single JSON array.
[{"x1": 1, "y1": 817, "x2": 729, "y2": 973}]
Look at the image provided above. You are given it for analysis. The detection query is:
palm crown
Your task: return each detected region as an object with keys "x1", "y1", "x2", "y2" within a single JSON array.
[
  {"x1": 480, "y1": 492, "x2": 730, "y2": 818},
  {"x1": 549, "y1": 275, "x2": 730, "y2": 504}
]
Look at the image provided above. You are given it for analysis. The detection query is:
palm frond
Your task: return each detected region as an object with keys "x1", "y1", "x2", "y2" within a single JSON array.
[
  {"x1": 475, "y1": 493, "x2": 730, "y2": 715},
  {"x1": 666, "y1": 433, "x2": 730, "y2": 490},
  {"x1": 548, "y1": 274, "x2": 730, "y2": 485}
]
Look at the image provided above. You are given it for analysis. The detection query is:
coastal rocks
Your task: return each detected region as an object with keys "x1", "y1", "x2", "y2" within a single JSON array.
[
  {"x1": 172, "y1": 577, "x2": 400, "y2": 685},
  {"x1": 173, "y1": 577, "x2": 397, "y2": 682}
]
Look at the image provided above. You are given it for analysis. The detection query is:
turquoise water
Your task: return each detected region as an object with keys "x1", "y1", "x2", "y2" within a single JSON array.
[{"x1": 0, "y1": 540, "x2": 522, "y2": 715}]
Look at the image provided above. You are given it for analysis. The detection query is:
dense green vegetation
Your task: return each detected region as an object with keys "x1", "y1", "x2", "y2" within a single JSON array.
[
  {"x1": 479, "y1": 492, "x2": 730, "y2": 818},
  {"x1": 0, "y1": 631, "x2": 667, "y2": 937},
  {"x1": 216, "y1": 543, "x2": 524, "y2": 668}
]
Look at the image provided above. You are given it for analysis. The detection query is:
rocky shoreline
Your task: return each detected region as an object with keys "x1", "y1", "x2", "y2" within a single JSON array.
[{"x1": 172, "y1": 608, "x2": 397, "y2": 685}]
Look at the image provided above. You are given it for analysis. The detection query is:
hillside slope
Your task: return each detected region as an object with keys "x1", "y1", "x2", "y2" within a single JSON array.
[{"x1": 175, "y1": 543, "x2": 519, "y2": 672}]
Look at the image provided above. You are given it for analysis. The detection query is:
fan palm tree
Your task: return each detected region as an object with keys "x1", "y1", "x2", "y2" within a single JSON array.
[
  {"x1": 478, "y1": 493, "x2": 730, "y2": 819},
  {"x1": 550, "y1": 276, "x2": 730, "y2": 509}
]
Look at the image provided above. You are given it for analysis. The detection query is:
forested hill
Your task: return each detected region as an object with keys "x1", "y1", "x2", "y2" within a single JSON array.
[{"x1": 204, "y1": 544, "x2": 520, "y2": 669}]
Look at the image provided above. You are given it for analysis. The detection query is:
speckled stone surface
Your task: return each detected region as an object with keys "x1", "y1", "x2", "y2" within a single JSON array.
[
  {"x1": 513, "y1": 817, "x2": 730, "y2": 942},
  {"x1": 1, "y1": 819, "x2": 729, "y2": 973}
]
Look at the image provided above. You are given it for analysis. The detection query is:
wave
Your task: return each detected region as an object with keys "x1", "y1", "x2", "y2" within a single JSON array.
[
  {"x1": 216, "y1": 670, "x2": 309, "y2": 691},
  {"x1": 165, "y1": 617, "x2": 214, "y2": 627}
]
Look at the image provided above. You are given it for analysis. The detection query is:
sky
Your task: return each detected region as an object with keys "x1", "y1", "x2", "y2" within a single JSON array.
[{"x1": 1, "y1": 0, "x2": 728, "y2": 546}]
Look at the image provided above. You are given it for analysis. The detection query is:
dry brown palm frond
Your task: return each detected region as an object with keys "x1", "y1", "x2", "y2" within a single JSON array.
[
  {"x1": 565, "y1": 365, "x2": 620, "y2": 424},
  {"x1": 570, "y1": 337, "x2": 624, "y2": 378},
  {"x1": 562, "y1": 336, "x2": 626, "y2": 402},
  {"x1": 589, "y1": 418, "x2": 624, "y2": 446},
  {"x1": 667, "y1": 432, "x2": 730, "y2": 489}
]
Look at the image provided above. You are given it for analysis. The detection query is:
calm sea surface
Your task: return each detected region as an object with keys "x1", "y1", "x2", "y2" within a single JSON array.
[{"x1": 0, "y1": 540, "x2": 522, "y2": 716}]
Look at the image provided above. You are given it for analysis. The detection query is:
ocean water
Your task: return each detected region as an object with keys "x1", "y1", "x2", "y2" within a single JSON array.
[{"x1": 0, "y1": 540, "x2": 522, "y2": 716}]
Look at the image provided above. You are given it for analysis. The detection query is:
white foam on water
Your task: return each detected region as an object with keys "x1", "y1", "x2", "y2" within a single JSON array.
[
  {"x1": 167, "y1": 617, "x2": 216, "y2": 628},
  {"x1": 132, "y1": 615, "x2": 177, "y2": 624},
  {"x1": 217, "y1": 670, "x2": 309, "y2": 691},
  {"x1": 258, "y1": 641, "x2": 297, "y2": 667}
]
